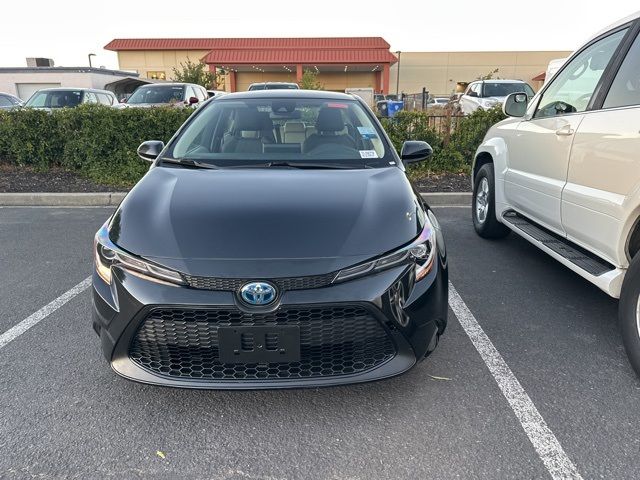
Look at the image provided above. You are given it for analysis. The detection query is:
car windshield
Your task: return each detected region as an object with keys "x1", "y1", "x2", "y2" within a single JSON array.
[
  {"x1": 482, "y1": 82, "x2": 534, "y2": 98},
  {"x1": 26, "y1": 90, "x2": 82, "y2": 108},
  {"x1": 166, "y1": 97, "x2": 391, "y2": 168},
  {"x1": 128, "y1": 85, "x2": 185, "y2": 104}
]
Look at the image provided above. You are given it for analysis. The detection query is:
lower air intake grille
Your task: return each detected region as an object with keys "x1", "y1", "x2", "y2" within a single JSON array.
[{"x1": 129, "y1": 306, "x2": 396, "y2": 380}]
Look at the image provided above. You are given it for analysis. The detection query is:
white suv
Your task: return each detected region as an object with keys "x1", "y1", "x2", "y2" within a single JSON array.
[
  {"x1": 459, "y1": 80, "x2": 534, "y2": 115},
  {"x1": 471, "y1": 12, "x2": 640, "y2": 375}
]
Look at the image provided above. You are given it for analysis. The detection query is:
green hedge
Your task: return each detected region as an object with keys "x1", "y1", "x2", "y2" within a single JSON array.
[
  {"x1": 381, "y1": 107, "x2": 506, "y2": 179},
  {"x1": 0, "y1": 105, "x2": 192, "y2": 187},
  {"x1": 0, "y1": 105, "x2": 505, "y2": 188}
]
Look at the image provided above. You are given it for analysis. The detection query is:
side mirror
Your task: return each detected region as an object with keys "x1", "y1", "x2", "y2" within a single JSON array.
[
  {"x1": 467, "y1": 91, "x2": 478, "y2": 98},
  {"x1": 188, "y1": 96, "x2": 199, "y2": 105},
  {"x1": 137, "y1": 140, "x2": 164, "y2": 162},
  {"x1": 401, "y1": 141, "x2": 433, "y2": 164},
  {"x1": 503, "y1": 92, "x2": 528, "y2": 117}
]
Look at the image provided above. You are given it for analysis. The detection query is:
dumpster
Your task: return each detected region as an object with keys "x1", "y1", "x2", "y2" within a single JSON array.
[{"x1": 387, "y1": 100, "x2": 404, "y2": 117}]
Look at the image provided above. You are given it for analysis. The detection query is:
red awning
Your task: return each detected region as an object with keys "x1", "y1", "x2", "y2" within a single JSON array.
[
  {"x1": 202, "y1": 49, "x2": 397, "y2": 65},
  {"x1": 532, "y1": 71, "x2": 546, "y2": 81},
  {"x1": 105, "y1": 37, "x2": 391, "y2": 52}
]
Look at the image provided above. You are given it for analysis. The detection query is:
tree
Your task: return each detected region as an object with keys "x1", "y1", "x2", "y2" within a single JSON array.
[
  {"x1": 172, "y1": 59, "x2": 216, "y2": 89},
  {"x1": 299, "y1": 69, "x2": 323, "y2": 90},
  {"x1": 476, "y1": 68, "x2": 500, "y2": 80}
]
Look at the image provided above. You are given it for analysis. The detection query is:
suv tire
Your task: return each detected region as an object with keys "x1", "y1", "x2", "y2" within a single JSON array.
[
  {"x1": 619, "y1": 254, "x2": 640, "y2": 376},
  {"x1": 472, "y1": 163, "x2": 510, "y2": 239}
]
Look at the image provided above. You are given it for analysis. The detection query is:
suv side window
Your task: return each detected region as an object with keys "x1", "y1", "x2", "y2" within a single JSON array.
[
  {"x1": 84, "y1": 91, "x2": 98, "y2": 104},
  {"x1": 196, "y1": 87, "x2": 207, "y2": 102},
  {"x1": 603, "y1": 32, "x2": 640, "y2": 109},
  {"x1": 185, "y1": 86, "x2": 197, "y2": 102},
  {"x1": 535, "y1": 28, "x2": 628, "y2": 118},
  {"x1": 96, "y1": 93, "x2": 111, "y2": 105}
]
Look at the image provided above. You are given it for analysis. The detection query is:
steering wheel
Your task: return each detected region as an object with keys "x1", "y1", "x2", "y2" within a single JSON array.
[
  {"x1": 574, "y1": 92, "x2": 593, "y2": 110},
  {"x1": 568, "y1": 61, "x2": 588, "y2": 80}
]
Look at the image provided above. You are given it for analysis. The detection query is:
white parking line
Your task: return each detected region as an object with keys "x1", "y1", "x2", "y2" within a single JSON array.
[
  {"x1": 448, "y1": 282, "x2": 583, "y2": 480},
  {"x1": 0, "y1": 277, "x2": 91, "y2": 349}
]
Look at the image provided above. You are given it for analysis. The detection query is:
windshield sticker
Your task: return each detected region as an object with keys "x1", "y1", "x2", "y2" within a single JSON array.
[
  {"x1": 357, "y1": 126, "x2": 378, "y2": 139},
  {"x1": 326, "y1": 102, "x2": 349, "y2": 109},
  {"x1": 359, "y1": 150, "x2": 379, "y2": 159}
]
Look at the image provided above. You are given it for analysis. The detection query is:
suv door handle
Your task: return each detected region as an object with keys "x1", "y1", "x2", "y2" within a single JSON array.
[{"x1": 555, "y1": 125, "x2": 574, "y2": 136}]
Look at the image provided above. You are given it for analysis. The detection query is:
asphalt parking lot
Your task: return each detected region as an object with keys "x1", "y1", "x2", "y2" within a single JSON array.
[{"x1": 1, "y1": 205, "x2": 639, "y2": 480}]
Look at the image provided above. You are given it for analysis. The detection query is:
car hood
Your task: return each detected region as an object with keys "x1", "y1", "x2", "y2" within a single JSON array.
[{"x1": 109, "y1": 166, "x2": 423, "y2": 278}]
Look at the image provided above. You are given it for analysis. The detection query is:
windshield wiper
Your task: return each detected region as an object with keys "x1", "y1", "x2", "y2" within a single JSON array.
[
  {"x1": 161, "y1": 158, "x2": 219, "y2": 170},
  {"x1": 230, "y1": 161, "x2": 367, "y2": 170}
]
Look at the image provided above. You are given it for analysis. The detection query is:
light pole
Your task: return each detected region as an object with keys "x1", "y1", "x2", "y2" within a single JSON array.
[
  {"x1": 395, "y1": 51, "x2": 401, "y2": 98},
  {"x1": 88, "y1": 53, "x2": 96, "y2": 68}
]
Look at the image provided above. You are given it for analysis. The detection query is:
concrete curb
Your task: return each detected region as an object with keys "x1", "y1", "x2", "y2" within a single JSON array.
[
  {"x1": 421, "y1": 192, "x2": 471, "y2": 206},
  {"x1": 0, "y1": 191, "x2": 471, "y2": 207},
  {"x1": 0, "y1": 192, "x2": 127, "y2": 206}
]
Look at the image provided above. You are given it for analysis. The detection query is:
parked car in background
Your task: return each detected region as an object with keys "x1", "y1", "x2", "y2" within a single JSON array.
[
  {"x1": 459, "y1": 80, "x2": 535, "y2": 114},
  {"x1": 24, "y1": 88, "x2": 118, "y2": 109},
  {"x1": 92, "y1": 90, "x2": 447, "y2": 389},
  {"x1": 122, "y1": 83, "x2": 208, "y2": 108},
  {"x1": 374, "y1": 93, "x2": 386, "y2": 103},
  {"x1": 471, "y1": 11, "x2": 640, "y2": 376},
  {"x1": 543, "y1": 58, "x2": 568, "y2": 86},
  {"x1": 345, "y1": 87, "x2": 375, "y2": 107},
  {"x1": 207, "y1": 90, "x2": 228, "y2": 99},
  {"x1": 0, "y1": 92, "x2": 23, "y2": 110},
  {"x1": 427, "y1": 97, "x2": 449, "y2": 107},
  {"x1": 247, "y1": 82, "x2": 300, "y2": 91}
]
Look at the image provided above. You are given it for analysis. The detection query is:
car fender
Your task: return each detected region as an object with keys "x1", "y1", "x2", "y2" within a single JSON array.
[{"x1": 472, "y1": 119, "x2": 517, "y2": 216}]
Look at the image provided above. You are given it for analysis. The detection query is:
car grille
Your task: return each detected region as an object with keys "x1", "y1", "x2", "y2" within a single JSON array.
[
  {"x1": 183, "y1": 272, "x2": 337, "y2": 292},
  {"x1": 129, "y1": 306, "x2": 396, "y2": 380}
]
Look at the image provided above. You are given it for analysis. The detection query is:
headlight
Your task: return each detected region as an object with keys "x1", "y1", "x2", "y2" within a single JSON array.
[
  {"x1": 334, "y1": 217, "x2": 436, "y2": 283},
  {"x1": 94, "y1": 221, "x2": 185, "y2": 286}
]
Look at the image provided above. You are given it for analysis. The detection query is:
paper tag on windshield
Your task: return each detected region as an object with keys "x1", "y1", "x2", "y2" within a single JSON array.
[
  {"x1": 357, "y1": 126, "x2": 378, "y2": 139},
  {"x1": 359, "y1": 150, "x2": 379, "y2": 159}
]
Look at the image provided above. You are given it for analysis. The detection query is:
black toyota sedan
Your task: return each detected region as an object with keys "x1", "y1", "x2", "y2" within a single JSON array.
[{"x1": 92, "y1": 90, "x2": 448, "y2": 389}]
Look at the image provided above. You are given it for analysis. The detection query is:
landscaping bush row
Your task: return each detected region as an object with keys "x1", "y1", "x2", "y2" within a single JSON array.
[
  {"x1": 380, "y1": 107, "x2": 506, "y2": 180},
  {"x1": 0, "y1": 105, "x2": 192, "y2": 186},
  {"x1": 0, "y1": 105, "x2": 505, "y2": 188}
]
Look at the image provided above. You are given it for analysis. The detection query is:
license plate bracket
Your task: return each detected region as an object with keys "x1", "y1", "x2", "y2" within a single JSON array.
[{"x1": 218, "y1": 325, "x2": 301, "y2": 363}]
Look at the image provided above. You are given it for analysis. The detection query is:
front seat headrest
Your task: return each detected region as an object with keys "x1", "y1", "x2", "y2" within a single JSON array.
[{"x1": 315, "y1": 108, "x2": 345, "y2": 133}]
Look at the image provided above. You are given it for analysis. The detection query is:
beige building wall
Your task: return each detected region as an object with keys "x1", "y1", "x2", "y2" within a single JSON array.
[
  {"x1": 115, "y1": 50, "x2": 572, "y2": 94},
  {"x1": 391, "y1": 51, "x2": 572, "y2": 96},
  {"x1": 117, "y1": 50, "x2": 210, "y2": 80}
]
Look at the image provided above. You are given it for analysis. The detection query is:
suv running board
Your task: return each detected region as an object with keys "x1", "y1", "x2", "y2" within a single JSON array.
[{"x1": 502, "y1": 211, "x2": 615, "y2": 276}]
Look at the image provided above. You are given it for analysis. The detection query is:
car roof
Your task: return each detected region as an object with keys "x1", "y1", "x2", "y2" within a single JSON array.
[
  {"x1": 249, "y1": 82, "x2": 298, "y2": 86},
  {"x1": 586, "y1": 10, "x2": 640, "y2": 44},
  {"x1": 473, "y1": 79, "x2": 528, "y2": 84},
  {"x1": 137, "y1": 83, "x2": 196, "y2": 88},
  {"x1": 217, "y1": 89, "x2": 357, "y2": 101},
  {"x1": 31, "y1": 87, "x2": 113, "y2": 93}
]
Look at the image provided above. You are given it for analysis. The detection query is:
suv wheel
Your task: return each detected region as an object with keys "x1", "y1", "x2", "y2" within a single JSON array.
[
  {"x1": 619, "y1": 254, "x2": 640, "y2": 376},
  {"x1": 472, "y1": 163, "x2": 510, "y2": 239}
]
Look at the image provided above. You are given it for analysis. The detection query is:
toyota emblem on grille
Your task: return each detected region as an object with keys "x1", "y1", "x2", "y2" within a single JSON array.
[{"x1": 239, "y1": 282, "x2": 277, "y2": 306}]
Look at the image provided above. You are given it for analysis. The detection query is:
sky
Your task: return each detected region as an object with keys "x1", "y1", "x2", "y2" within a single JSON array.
[{"x1": 0, "y1": 0, "x2": 638, "y2": 69}]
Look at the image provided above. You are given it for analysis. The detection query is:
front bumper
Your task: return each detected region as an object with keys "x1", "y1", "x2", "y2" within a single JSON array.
[{"x1": 92, "y1": 252, "x2": 448, "y2": 389}]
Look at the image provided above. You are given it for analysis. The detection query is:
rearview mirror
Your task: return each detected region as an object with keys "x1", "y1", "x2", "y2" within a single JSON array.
[
  {"x1": 188, "y1": 96, "x2": 199, "y2": 105},
  {"x1": 137, "y1": 140, "x2": 164, "y2": 162},
  {"x1": 401, "y1": 141, "x2": 433, "y2": 164},
  {"x1": 503, "y1": 92, "x2": 528, "y2": 117}
]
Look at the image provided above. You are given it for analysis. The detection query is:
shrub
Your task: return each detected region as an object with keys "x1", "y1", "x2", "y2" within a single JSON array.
[
  {"x1": 0, "y1": 105, "x2": 192, "y2": 187},
  {"x1": 0, "y1": 108, "x2": 64, "y2": 168},
  {"x1": 0, "y1": 104, "x2": 505, "y2": 188},
  {"x1": 381, "y1": 107, "x2": 506, "y2": 179}
]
